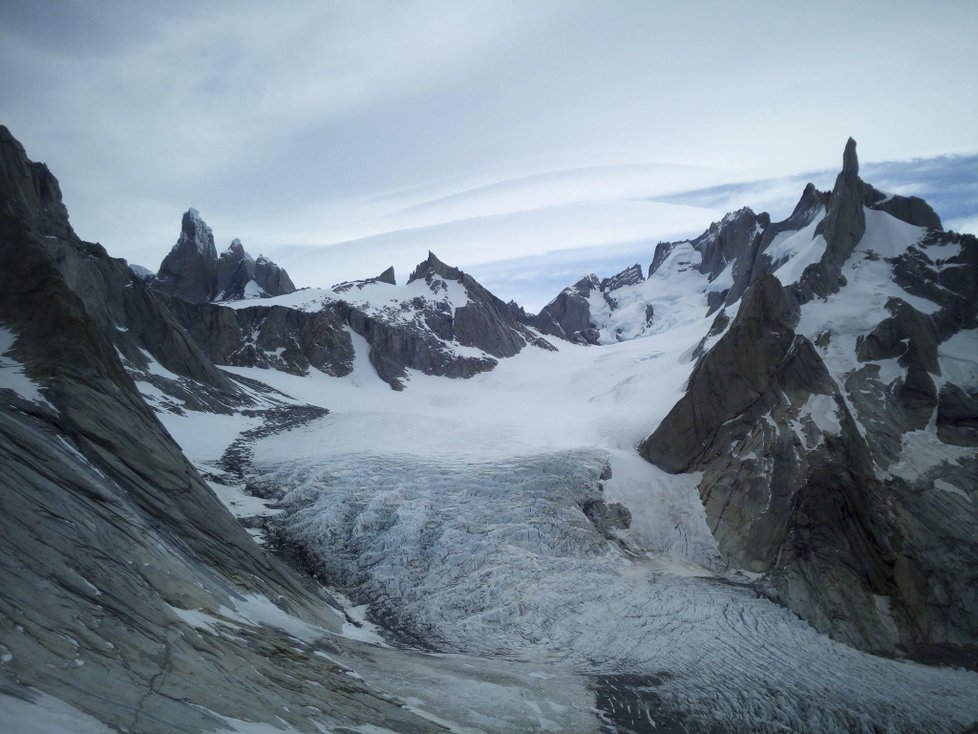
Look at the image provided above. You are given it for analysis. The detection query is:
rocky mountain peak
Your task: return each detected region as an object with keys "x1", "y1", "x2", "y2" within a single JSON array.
[
  {"x1": 842, "y1": 136, "x2": 859, "y2": 177},
  {"x1": 600, "y1": 264, "x2": 644, "y2": 292},
  {"x1": 377, "y1": 265, "x2": 396, "y2": 285},
  {"x1": 155, "y1": 211, "x2": 295, "y2": 302},
  {"x1": 0, "y1": 125, "x2": 74, "y2": 241},
  {"x1": 694, "y1": 206, "x2": 762, "y2": 282},
  {"x1": 408, "y1": 251, "x2": 462, "y2": 284},
  {"x1": 180, "y1": 208, "x2": 217, "y2": 257},
  {"x1": 226, "y1": 238, "x2": 249, "y2": 257},
  {"x1": 253, "y1": 252, "x2": 296, "y2": 298},
  {"x1": 155, "y1": 208, "x2": 219, "y2": 303},
  {"x1": 796, "y1": 138, "x2": 869, "y2": 301}
]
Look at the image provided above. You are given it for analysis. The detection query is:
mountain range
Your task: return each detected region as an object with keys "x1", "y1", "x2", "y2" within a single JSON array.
[{"x1": 1, "y1": 123, "x2": 976, "y2": 733}]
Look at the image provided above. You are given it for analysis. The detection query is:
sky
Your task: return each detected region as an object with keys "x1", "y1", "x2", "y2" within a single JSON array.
[{"x1": 1, "y1": 0, "x2": 977, "y2": 310}]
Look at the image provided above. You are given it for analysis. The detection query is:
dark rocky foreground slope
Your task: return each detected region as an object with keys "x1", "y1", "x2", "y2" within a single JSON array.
[
  {"x1": 3, "y1": 123, "x2": 977, "y2": 732},
  {"x1": 640, "y1": 140, "x2": 978, "y2": 665},
  {"x1": 0, "y1": 125, "x2": 458, "y2": 732}
]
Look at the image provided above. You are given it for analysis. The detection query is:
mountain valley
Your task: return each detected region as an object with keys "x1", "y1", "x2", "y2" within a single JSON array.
[{"x1": 1, "y1": 124, "x2": 977, "y2": 733}]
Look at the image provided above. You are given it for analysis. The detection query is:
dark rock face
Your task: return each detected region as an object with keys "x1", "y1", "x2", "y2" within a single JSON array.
[
  {"x1": 348, "y1": 304, "x2": 496, "y2": 388},
  {"x1": 937, "y1": 383, "x2": 978, "y2": 446},
  {"x1": 157, "y1": 208, "x2": 219, "y2": 303},
  {"x1": 1, "y1": 128, "x2": 246, "y2": 413},
  {"x1": 531, "y1": 274, "x2": 601, "y2": 344},
  {"x1": 215, "y1": 238, "x2": 253, "y2": 299},
  {"x1": 327, "y1": 250, "x2": 555, "y2": 388},
  {"x1": 648, "y1": 242, "x2": 676, "y2": 278},
  {"x1": 161, "y1": 251, "x2": 551, "y2": 390},
  {"x1": 694, "y1": 207, "x2": 764, "y2": 282},
  {"x1": 532, "y1": 264, "x2": 649, "y2": 345},
  {"x1": 784, "y1": 137, "x2": 868, "y2": 302},
  {"x1": 158, "y1": 215, "x2": 296, "y2": 303},
  {"x1": 0, "y1": 125, "x2": 458, "y2": 734},
  {"x1": 600, "y1": 263, "x2": 644, "y2": 292},
  {"x1": 641, "y1": 274, "x2": 801, "y2": 474},
  {"x1": 640, "y1": 274, "x2": 978, "y2": 661},
  {"x1": 0, "y1": 125, "x2": 73, "y2": 240},
  {"x1": 161, "y1": 296, "x2": 355, "y2": 377},
  {"x1": 734, "y1": 183, "x2": 829, "y2": 307},
  {"x1": 408, "y1": 251, "x2": 538, "y2": 359},
  {"x1": 254, "y1": 253, "x2": 296, "y2": 296},
  {"x1": 864, "y1": 184, "x2": 942, "y2": 230},
  {"x1": 377, "y1": 265, "x2": 396, "y2": 285},
  {"x1": 215, "y1": 239, "x2": 296, "y2": 301},
  {"x1": 639, "y1": 140, "x2": 978, "y2": 666}
]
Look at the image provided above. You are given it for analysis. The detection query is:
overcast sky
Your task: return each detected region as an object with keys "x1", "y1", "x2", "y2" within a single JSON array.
[{"x1": 2, "y1": 0, "x2": 976, "y2": 307}]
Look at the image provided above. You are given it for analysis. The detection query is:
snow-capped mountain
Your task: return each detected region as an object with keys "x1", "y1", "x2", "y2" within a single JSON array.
[{"x1": 1, "y1": 123, "x2": 976, "y2": 733}]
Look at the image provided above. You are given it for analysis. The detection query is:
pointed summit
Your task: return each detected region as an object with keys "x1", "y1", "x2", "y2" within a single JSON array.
[
  {"x1": 408, "y1": 251, "x2": 462, "y2": 283},
  {"x1": 798, "y1": 138, "x2": 869, "y2": 301},
  {"x1": 0, "y1": 124, "x2": 74, "y2": 240},
  {"x1": 156, "y1": 208, "x2": 219, "y2": 302},
  {"x1": 155, "y1": 213, "x2": 295, "y2": 302},
  {"x1": 377, "y1": 266, "x2": 396, "y2": 285},
  {"x1": 842, "y1": 136, "x2": 859, "y2": 177}
]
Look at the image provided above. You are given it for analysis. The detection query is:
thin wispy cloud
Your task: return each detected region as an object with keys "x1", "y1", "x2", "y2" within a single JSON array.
[{"x1": 1, "y1": 0, "x2": 975, "y2": 305}]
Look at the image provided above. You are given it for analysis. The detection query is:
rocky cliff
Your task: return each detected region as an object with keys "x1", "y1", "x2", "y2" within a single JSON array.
[
  {"x1": 0, "y1": 125, "x2": 446, "y2": 732},
  {"x1": 215, "y1": 238, "x2": 297, "y2": 301},
  {"x1": 640, "y1": 139, "x2": 978, "y2": 666},
  {"x1": 156, "y1": 210, "x2": 295, "y2": 303},
  {"x1": 157, "y1": 250, "x2": 555, "y2": 390}
]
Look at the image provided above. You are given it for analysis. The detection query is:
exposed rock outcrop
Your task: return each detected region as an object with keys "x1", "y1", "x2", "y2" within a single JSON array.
[
  {"x1": 639, "y1": 139, "x2": 978, "y2": 667},
  {"x1": 531, "y1": 274, "x2": 601, "y2": 344},
  {"x1": 788, "y1": 137, "x2": 867, "y2": 302},
  {"x1": 157, "y1": 212, "x2": 296, "y2": 303},
  {"x1": 600, "y1": 263, "x2": 644, "y2": 292},
  {"x1": 408, "y1": 251, "x2": 541, "y2": 359},
  {"x1": 0, "y1": 124, "x2": 473, "y2": 734},
  {"x1": 161, "y1": 295, "x2": 355, "y2": 377},
  {"x1": 334, "y1": 251, "x2": 555, "y2": 388},
  {"x1": 214, "y1": 239, "x2": 297, "y2": 301},
  {"x1": 0, "y1": 127, "x2": 247, "y2": 412},
  {"x1": 156, "y1": 208, "x2": 218, "y2": 303},
  {"x1": 0, "y1": 125, "x2": 73, "y2": 240},
  {"x1": 158, "y1": 250, "x2": 553, "y2": 390}
]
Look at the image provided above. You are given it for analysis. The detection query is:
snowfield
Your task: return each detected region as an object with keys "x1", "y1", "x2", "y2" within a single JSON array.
[{"x1": 150, "y1": 203, "x2": 978, "y2": 732}]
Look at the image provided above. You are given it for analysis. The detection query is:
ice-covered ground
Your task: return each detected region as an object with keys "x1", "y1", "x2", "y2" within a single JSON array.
[
  {"x1": 158, "y1": 322, "x2": 978, "y2": 729},
  {"x1": 152, "y1": 204, "x2": 978, "y2": 731}
]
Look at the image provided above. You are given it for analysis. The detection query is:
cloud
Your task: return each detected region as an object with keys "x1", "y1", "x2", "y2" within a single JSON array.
[{"x1": 0, "y1": 0, "x2": 976, "y2": 279}]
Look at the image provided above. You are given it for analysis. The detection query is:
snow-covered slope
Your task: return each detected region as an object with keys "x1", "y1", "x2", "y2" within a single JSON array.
[
  {"x1": 162, "y1": 138, "x2": 976, "y2": 731},
  {"x1": 164, "y1": 292, "x2": 978, "y2": 732},
  {"x1": 641, "y1": 139, "x2": 978, "y2": 663},
  {"x1": 3, "y1": 123, "x2": 977, "y2": 733}
]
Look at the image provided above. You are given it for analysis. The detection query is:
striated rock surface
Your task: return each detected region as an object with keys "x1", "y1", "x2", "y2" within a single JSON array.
[
  {"x1": 640, "y1": 139, "x2": 978, "y2": 666},
  {"x1": 531, "y1": 274, "x2": 601, "y2": 344},
  {"x1": 160, "y1": 251, "x2": 553, "y2": 389},
  {"x1": 0, "y1": 132, "x2": 450, "y2": 732},
  {"x1": 160, "y1": 295, "x2": 355, "y2": 377},
  {"x1": 407, "y1": 251, "x2": 541, "y2": 359},
  {"x1": 156, "y1": 208, "x2": 218, "y2": 303},
  {"x1": 158, "y1": 214, "x2": 296, "y2": 303},
  {"x1": 0, "y1": 127, "x2": 247, "y2": 413},
  {"x1": 641, "y1": 274, "x2": 801, "y2": 474}
]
